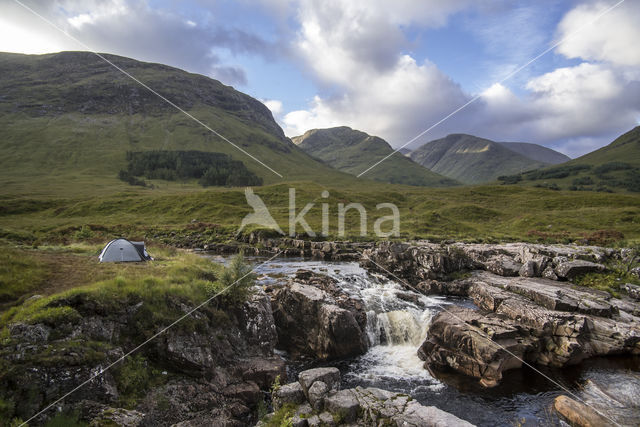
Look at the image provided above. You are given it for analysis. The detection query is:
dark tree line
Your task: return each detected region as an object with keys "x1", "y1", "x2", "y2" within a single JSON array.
[{"x1": 118, "y1": 150, "x2": 263, "y2": 187}]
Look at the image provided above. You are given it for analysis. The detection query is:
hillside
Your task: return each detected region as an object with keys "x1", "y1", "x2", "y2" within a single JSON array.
[
  {"x1": 292, "y1": 127, "x2": 458, "y2": 187},
  {"x1": 498, "y1": 127, "x2": 640, "y2": 192},
  {"x1": 409, "y1": 134, "x2": 550, "y2": 184},
  {"x1": 0, "y1": 51, "x2": 359, "y2": 196},
  {"x1": 498, "y1": 142, "x2": 570, "y2": 164}
]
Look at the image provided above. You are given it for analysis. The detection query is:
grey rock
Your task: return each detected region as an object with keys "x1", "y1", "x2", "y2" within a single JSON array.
[
  {"x1": 542, "y1": 266, "x2": 558, "y2": 281},
  {"x1": 622, "y1": 283, "x2": 640, "y2": 300},
  {"x1": 555, "y1": 260, "x2": 605, "y2": 279},
  {"x1": 487, "y1": 256, "x2": 522, "y2": 277},
  {"x1": 9, "y1": 323, "x2": 50, "y2": 343},
  {"x1": 306, "y1": 414, "x2": 321, "y2": 427},
  {"x1": 298, "y1": 367, "x2": 341, "y2": 397},
  {"x1": 323, "y1": 389, "x2": 360, "y2": 423},
  {"x1": 273, "y1": 382, "x2": 305, "y2": 410},
  {"x1": 88, "y1": 407, "x2": 145, "y2": 426},
  {"x1": 307, "y1": 381, "x2": 329, "y2": 411},
  {"x1": 317, "y1": 411, "x2": 335, "y2": 426},
  {"x1": 519, "y1": 260, "x2": 537, "y2": 277},
  {"x1": 631, "y1": 267, "x2": 640, "y2": 279}
]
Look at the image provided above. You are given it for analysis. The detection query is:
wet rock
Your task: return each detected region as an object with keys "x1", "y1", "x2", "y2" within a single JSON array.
[
  {"x1": 307, "y1": 381, "x2": 329, "y2": 411},
  {"x1": 273, "y1": 382, "x2": 305, "y2": 410},
  {"x1": 418, "y1": 306, "x2": 529, "y2": 387},
  {"x1": 419, "y1": 271, "x2": 640, "y2": 387},
  {"x1": 222, "y1": 381, "x2": 260, "y2": 405},
  {"x1": 553, "y1": 395, "x2": 611, "y2": 427},
  {"x1": 271, "y1": 281, "x2": 368, "y2": 360},
  {"x1": 555, "y1": 260, "x2": 605, "y2": 279},
  {"x1": 416, "y1": 279, "x2": 471, "y2": 296},
  {"x1": 239, "y1": 357, "x2": 286, "y2": 389},
  {"x1": 298, "y1": 367, "x2": 341, "y2": 397}
]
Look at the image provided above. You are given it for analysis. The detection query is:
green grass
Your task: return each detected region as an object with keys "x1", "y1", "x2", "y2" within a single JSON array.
[
  {"x1": 0, "y1": 247, "x2": 48, "y2": 302},
  {"x1": 499, "y1": 127, "x2": 640, "y2": 192},
  {"x1": 0, "y1": 247, "x2": 257, "y2": 335},
  {"x1": 263, "y1": 403, "x2": 298, "y2": 427},
  {"x1": 1, "y1": 182, "x2": 640, "y2": 245}
]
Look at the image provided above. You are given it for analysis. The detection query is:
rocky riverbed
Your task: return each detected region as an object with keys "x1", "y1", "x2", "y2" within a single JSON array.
[{"x1": 2, "y1": 240, "x2": 639, "y2": 426}]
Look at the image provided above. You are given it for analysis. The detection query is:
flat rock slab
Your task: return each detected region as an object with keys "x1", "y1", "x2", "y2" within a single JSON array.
[{"x1": 555, "y1": 260, "x2": 605, "y2": 279}]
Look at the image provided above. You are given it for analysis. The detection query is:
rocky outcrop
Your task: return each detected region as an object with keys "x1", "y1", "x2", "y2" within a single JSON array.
[
  {"x1": 0, "y1": 290, "x2": 286, "y2": 426},
  {"x1": 269, "y1": 271, "x2": 368, "y2": 360},
  {"x1": 196, "y1": 235, "x2": 372, "y2": 261},
  {"x1": 418, "y1": 271, "x2": 640, "y2": 387},
  {"x1": 261, "y1": 367, "x2": 474, "y2": 427},
  {"x1": 362, "y1": 241, "x2": 617, "y2": 283}
]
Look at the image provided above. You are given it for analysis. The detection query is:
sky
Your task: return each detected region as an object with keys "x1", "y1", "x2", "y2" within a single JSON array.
[{"x1": 1, "y1": 0, "x2": 639, "y2": 158}]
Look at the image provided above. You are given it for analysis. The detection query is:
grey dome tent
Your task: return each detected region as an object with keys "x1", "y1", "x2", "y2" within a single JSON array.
[{"x1": 99, "y1": 238, "x2": 153, "y2": 263}]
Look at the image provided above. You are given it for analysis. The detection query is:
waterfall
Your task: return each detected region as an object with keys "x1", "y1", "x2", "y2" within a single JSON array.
[{"x1": 366, "y1": 309, "x2": 431, "y2": 347}]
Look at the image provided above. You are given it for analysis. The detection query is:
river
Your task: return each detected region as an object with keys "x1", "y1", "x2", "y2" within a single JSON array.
[{"x1": 212, "y1": 255, "x2": 640, "y2": 426}]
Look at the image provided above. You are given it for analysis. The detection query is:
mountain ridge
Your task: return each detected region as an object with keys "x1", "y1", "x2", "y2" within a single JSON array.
[
  {"x1": 292, "y1": 126, "x2": 459, "y2": 187},
  {"x1": 0, "y1": 51, "x2": 367, "y2": 195},
  {"x1": 409, "y1": 134, "x2": 552, "y2": 184}
]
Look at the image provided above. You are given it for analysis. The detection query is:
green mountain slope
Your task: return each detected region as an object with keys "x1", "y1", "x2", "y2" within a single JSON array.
[
  {"x1": 292, "y1": 127, "x2": 458, "y2": 187},
  {"x1": 0, "y1": 51, "x2": 359, "y2": 196},
  {"x1": 498, "y1": 142, "x2": 570, "y2": 164},
  {"x1": 498, "y1": 126, "x2": 640, "y2": 192},
  {"x1": 410, "y1": 134, "x2": 549, "y2": 184}
]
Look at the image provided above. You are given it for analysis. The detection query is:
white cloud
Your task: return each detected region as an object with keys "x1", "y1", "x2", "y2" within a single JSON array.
[
  {"x1": 282, "y1": 0, "x2": 640, "y2": 159},
  {"x1": 282, "y1": 0, "x2": 473, "y2": 142},
  {"x1": 0, "y1": 0, "x2": 274, "y2": 86},
  {"x1": 556, "y1": 1, "x2": 640, "y2": 67},
  {"x1": 263, "y1": 99, "x2": 283, "y2": 115}
]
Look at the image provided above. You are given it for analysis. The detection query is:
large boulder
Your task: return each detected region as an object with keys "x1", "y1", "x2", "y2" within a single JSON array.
[
  {"x1": 419, "y1": 272, "x2": 640, "y2": 387},
  {"x1": 272, "y1": 382, "x2": 305, "y2": 410},
  {"x1": 271, "y1": 279, "x2": 368, "y2": 360}
]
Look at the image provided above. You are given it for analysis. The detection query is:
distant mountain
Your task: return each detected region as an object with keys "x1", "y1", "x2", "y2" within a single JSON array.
[
  {"x1": 398, "y1": 148, "x2": 413, "y2": 156},
  {"x1": 0, "y1": 51, "x2": 358, "y2": 195},
  {"x1": 409, "y1": 134, "x2": 551, "y2": 184},
  {"x1": 498, "y1": 126, "x2": 640, "y2": 192},
  {"x1": 292, "y1": 127, "x2": 458, "y2": 187},
  {"x1": 498, "y1": 142, "x2": 570, "y2": 164}
]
